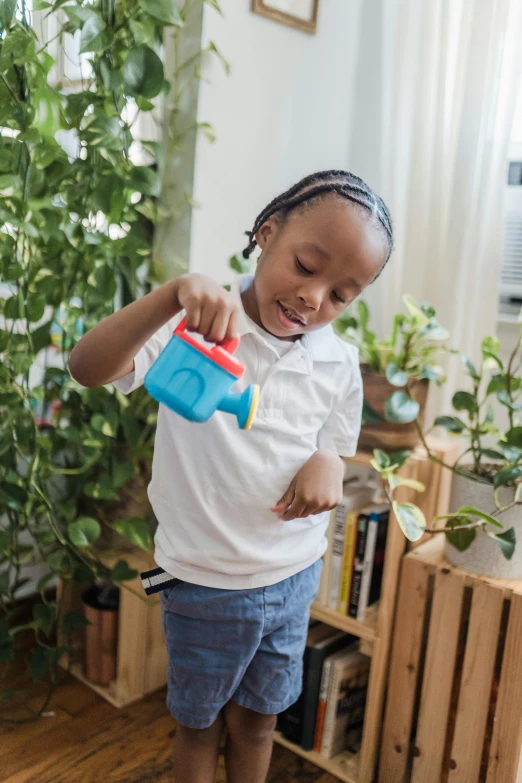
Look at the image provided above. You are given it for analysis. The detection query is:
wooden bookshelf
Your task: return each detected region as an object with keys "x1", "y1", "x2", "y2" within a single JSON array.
[
  {"x1": 273, "y1": 439, "x2": 458, "y2": 783},
  {"x1": 274, "y1": 731, "x2": 360, "y2": 783}
]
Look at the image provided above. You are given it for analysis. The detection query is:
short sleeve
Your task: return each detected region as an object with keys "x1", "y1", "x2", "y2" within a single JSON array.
[
  {"x1": 317, "y1": 357, "x2": 363, "y2": 457},
  {"x1": 112, "y1": 313, "x2": 182, "y2": 395}
]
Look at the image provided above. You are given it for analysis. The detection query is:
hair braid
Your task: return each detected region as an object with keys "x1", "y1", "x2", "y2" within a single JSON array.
[{"x1": 242, "y1": 170, "x2": 394, "y2": 267}]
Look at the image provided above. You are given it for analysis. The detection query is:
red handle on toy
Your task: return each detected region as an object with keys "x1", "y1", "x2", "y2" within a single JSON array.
[{"x1": 175, "y1": 317, "x2": 240, "y2": 354}]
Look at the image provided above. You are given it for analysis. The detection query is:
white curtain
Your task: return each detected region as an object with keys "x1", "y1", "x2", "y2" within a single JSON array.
[{"x1": 355, "y1": 0, "x2": 522, "y2": 417}]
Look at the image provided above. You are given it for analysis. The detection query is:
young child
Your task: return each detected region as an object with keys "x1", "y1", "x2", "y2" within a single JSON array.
[{"x1": 69, "y1": 170, "x2": 393, "y2": 783}]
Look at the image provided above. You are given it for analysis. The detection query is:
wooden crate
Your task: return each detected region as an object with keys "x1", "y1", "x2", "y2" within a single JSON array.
[
  {"x1": 57, "y1": 547, "x2": 168, "y2": 708},
  {"x1": 379, "y1": 538, "x2": 522, "y2": 783},
  {"x1": 276, "y1": 440, "x2": 454, "y2": 783}
]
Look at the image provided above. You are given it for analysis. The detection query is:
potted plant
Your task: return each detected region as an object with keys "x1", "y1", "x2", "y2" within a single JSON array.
[
  {"x1": 371, "y1": 326, "x2": 521, "y2": 578},
  {"x1": 0, "y1": 0, "x2": 223, "y2": 718},
  {"x1": 334, "y1": 296, "x2": 449, "y2": 450}
]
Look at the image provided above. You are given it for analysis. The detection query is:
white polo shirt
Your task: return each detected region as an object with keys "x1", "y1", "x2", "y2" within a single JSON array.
[{"x1": 113, "y1": 275, "x2": 363, "y2": 589}]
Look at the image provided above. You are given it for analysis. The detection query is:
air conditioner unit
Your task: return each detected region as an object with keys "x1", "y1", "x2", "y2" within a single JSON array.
[{"x1": 499, "y1": 161, "x2": 522, "y2": 316}]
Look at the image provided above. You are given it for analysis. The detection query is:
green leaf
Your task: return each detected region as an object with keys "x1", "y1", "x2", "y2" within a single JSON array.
[
  {"x1": 493, "y1": 466, "x2": 522, "y2": 489},
  {"x1": 113, "y1": 460, "x2": 135, "y2": 487},
  {"x1": 68, "y1": 517, "x2": 101, "y2": 548},
  {"x1": 128, "y1": 166, "x2": 161, "y2": 197},
  {"x1": 461, "y1": 354, "x2": 479, "y2": 380},
  {"x1": 121, "y1": 410, "x2": 141, "y2": 446},
  {"x1": 138, "y1": 0, "x2": 184, "y2": 25},
  {"x1": 487, "y1": 527, "x2": 516, "y2": 560},
  {"x1": 418, "y1": 322, "x2": 449, "y2": 341},
  {"x1": 434, "y1": 415, "x2": 467, "y2": 433},
  {"x1": 505, "y1": 427, "x2": 522, "y2": 449},
  {"x1": 388, "y1": 475, "x2": 425, "y2": 493},
  {"x1": 392, "y1": 502, "x2": 426, "y2": 542},
  {"x1": 0, "y1": 483, "x2": 28, "y2": 511},
  {"x1": 384, "y1": 391, "x2": 420, "y2": 424},
  {"x1": 111, "y1": 560, "x2": 139, "y2": 582},
  {"x1": 62, "y1": 611, "x2": 90, "y2": 635},
  {"x1": 112, "y1": 518, "x2": 153, "y2": 551},
  {"x1": 80, "y1": 14, "x2": 110, "y2": 54},
  {"x1": 387, "y1": 450, "x2": 411, "y2": 469},
  {"x1": 123, "y1": 45, "x2": 164, "y2": 99},
  {"x1": 29, "y1": 646, "x2": 56, "y2": 681},
  {"x1": 204, "y1": 0, "x2": 223, "y2": 13},
  {"x1": 372, "y1": 449, "x2": 392, "y2": 470},
  {"x1": 497, "y1": 389, "x2": 522, "y2": 411},
  {"x1": 63, "y1": 6, "x2": 99, "y2": 28},
  {"x1": 480, "y1": 449, "x2": 505, "y2": 460},
  {"x1": 481, "y1": 336, "x2": 501, "y2": 360},
  {"x1": 45, "y1": 549, "x2": 70, "y2": 573},
  {"x1": 32, "y1": 602, "x2": 56, "y2": 638},
  {"x1": 83, "y1": 476, "x2": 119, "y2": 501},
  {"x1": 452, "y1": 391, "x2": 477, "y2": 414},
  {"x1": 207, "y1": 40, "x2": 230, "y2": 74},
  {"x1": 83, "y1": 116, "x2": 123, "y2": 151},
  {"x1": 1, "y1": 0, "x2": 17, "y2": 28},
  {"x1": 448, "y1": 505, "x2": 504, "y2": 529},
  {"x1": 357, "y1": 300, "x2": 369, "y2": 330},
  {"x1": 362, "y1": 400, "x2": 384, "y2": 425},
  {"x1": 26, "y1": 294, "x2": 46, "y2": 322},
  {"x1": 445, "y1": 517, "x2": 477, "y2": 552},
  {"x1": 385, "y1": 363, "x2": 408, "y2": 387},
  {"x1": 91, "y1": 412, "x2": 118, "y2": 437}
]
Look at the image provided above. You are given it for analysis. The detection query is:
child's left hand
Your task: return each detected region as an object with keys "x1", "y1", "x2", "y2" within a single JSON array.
[{"x1": 271, "y1": 450, "x2": 344, "y2": 522}]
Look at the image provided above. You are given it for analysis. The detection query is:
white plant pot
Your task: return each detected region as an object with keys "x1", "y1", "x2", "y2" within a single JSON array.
[{"x1": 444, "y1": 472, "x2": 522, "y2": 579}]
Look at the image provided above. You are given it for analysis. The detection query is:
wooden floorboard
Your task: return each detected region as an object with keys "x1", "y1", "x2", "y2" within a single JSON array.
[{"x1": 0, "y1": 671, "x2": 339, "y2": 782}]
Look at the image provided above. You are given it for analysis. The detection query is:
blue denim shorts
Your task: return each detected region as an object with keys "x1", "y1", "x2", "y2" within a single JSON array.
[{"x1": 159, "y1": 558, "x2": 323, "y2": 729}]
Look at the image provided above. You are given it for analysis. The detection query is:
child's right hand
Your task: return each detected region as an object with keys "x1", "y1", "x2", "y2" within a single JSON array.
[{"x1": 174, "y1": 274, "x2": 239, "y2": 344}]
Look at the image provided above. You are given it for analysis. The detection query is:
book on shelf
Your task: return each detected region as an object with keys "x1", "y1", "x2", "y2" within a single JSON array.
[
  {"x1": 300, "y1": 628, "x2": 357, "y2": 751},
  {"x1": 313, "y1": 641, "x2": 359, "y2": 753},
  {"x1": 320, "y1": 648, "x2": 370, "y2": 759},
  {"x1": 277, "y1": 620, "x2": 327, "y2": 744},
  {"x1": 356, "y1": 504, "x2": 390, "y2": 622},
  {"x1": 347, "y1": 508, "x2": 372, "y2": 619},
  {"x1": 317, "y1": 483, "x2": 374, "y2": 610},
  {"x1": 279, "y1": 623, "x2": 356, "y2": 750}
]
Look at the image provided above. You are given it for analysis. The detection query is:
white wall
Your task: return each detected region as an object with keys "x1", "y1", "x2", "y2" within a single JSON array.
[{"x1": 189, "y1": 0, "x2": 363, "y2": 281}]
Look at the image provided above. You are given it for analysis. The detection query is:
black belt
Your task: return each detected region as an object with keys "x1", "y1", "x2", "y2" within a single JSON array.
[{"x1": 140, "y1": 566, "x2": 182, "y2": 596}]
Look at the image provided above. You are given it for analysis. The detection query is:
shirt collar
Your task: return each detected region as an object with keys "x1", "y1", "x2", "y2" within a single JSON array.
[{"x1": 230, "y1": 274, "x2": 348, "y2": 363}]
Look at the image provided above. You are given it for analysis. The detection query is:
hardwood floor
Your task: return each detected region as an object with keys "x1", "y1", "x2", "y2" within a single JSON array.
[{"x1": 0, "y1": 670, "x2": 340, "y2": 783}]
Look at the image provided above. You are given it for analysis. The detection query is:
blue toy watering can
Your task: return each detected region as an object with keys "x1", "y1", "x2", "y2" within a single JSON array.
[{"x1": 144, "y1": 317, "x2": 259, "y2": 430}]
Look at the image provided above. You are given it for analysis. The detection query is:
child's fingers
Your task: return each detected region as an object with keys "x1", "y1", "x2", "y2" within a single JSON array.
[
  {"x1": 225, "y1": 308, "x2": 240, "y2": 342},
  {"x1": 185, "y1": 304, "x2": 201, "y2": 333},
  {"x1": 272, "y1": 483, "x2": 295, "y2": 515},
  {"x1": 198, "y1": 303, "x2": 218, "y2": 338},
  {"x1": 207, "y1": 305, "x2": 238, "y2": 344},
  {"x1": 281, "y1": 497, "x2": 307, "y2": 521}
]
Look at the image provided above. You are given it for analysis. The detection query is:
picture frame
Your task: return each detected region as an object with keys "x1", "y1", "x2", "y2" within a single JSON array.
[{"x1": 251, "y1": 0, "x2": 319, "y2": 35}]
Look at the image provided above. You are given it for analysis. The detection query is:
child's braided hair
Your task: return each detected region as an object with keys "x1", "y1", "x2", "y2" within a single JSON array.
[{"x1": 242, "y1": 170, "x2": 393, "y2": 272}]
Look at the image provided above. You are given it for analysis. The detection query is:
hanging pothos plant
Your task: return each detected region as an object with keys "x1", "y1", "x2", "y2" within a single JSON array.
[{"x1": 0, "y1": 0, "x2": 225, "y2": 718}]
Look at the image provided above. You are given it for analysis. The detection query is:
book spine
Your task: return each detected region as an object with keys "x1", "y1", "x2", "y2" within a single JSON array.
[
  {"x1": 348, "y1": 512, "x2": 369, "y2": 618},
  {"x1": 356, "y1": 518, "x2": 379, "y2": 622},
  {"x1": 316, "y1": 509, "x2": 336, "y2": 606},
  {"x1": 280, "y1": 646, "x2": 309, "y2": 744},
  {"x1": 313, "y1": 656, "x2": 333, "y2": 752},
  {"x1": 300, "y1": 648, "x2": 325, "y2": 750},
  {"x1": 337, "y1": 510, "x2": 358, "y2": 614},
  {"x1": 320, "y1": 660, "x2": 342, "y2": 757},
  {"x1": 368, "y1": 510, "x2": 390, "y2": 607},
  {"x1": 328, "y1": 505, "x2": 347, "y2": 609}
]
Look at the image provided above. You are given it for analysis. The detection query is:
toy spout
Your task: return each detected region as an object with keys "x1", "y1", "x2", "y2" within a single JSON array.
[{"x1": 218, "y1": 385, "x2": 259, "y2": 430}]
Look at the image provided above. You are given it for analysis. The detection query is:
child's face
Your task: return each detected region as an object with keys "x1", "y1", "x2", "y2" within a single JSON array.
[{"x1": 242, "y1": 197, "x2": 388, "y2": 340}]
